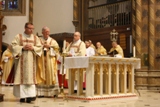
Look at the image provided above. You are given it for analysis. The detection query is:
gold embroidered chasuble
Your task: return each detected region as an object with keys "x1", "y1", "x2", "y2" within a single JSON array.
[
  {"x1": 11, "y1": 33, "x2": 42, "y2": 85},
  {"x1": 96, "y1": 46, "x2": 107, "y2": 55},
  {"x1": 109, "y1": 45, "x2": 124, "y2": 57},
  {"x1": 37, "y1": 36, "x2": 59, "y2": 85},
  {"x1": 1, "y1": 48, "x2": 14, "y2": 82}
]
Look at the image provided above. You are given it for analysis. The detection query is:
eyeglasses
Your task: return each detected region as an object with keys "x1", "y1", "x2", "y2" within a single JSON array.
[{"x1": 26, "y1": 27, "x2": 34, "y2": 30}]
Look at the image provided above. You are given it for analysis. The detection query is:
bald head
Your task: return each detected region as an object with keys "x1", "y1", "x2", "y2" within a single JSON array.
[
  {"x1": 42, "y1": 26, "x2": 50, "y2": 39},
  {"x1": 112, "y1": 41, "x2": 118, "y2": 48},
  {"x1": 73, "y1": 32, "x2": 81, "y2": 41}
]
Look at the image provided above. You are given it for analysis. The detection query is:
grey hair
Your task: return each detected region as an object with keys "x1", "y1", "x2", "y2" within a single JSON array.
[{"x1": 42, "y1": 26, "x2": 50, "y2": 32}]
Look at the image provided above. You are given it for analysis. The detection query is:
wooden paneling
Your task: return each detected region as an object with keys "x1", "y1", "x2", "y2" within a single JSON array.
[
  {"x1": 135, "y1": 70, "x2": 160, "y2": 90},
  {"x1": 119, "y1": 33, "x2": 126, "y2": 49},
  {"x1": 84, "y1": 25, "x2": 132, "y2": 57}
]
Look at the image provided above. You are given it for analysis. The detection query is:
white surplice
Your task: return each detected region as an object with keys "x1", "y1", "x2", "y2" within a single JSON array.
[{"x1": 86, "y1": 47, "x2": 95, "y2": 56}]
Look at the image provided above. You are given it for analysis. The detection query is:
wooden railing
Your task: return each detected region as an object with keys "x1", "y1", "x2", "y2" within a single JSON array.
[{"x1": 88, "y1": 0, "x2": 131, "y2": 29}]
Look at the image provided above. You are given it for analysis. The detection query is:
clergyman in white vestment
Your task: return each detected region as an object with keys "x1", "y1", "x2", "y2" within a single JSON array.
[
  {"x1": 66, "y1": 32, "x2": 86, "y2": 92},
  {"x1": 85, "y1": 40, "x2": 95, "y2": 56},
  {"x1": 11, "y1": 22, "x2": 42, "y2": 103}
]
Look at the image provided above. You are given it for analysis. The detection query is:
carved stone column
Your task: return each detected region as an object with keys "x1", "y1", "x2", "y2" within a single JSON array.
[
  {"x1": 72, "y1": 0, "x2": 79, "y2": 31},
  {"x1": 135, "y1": 0, "x2": 142, "y2": 59},
  {"x1": 72, "y1": 0, "x2": 89, "y2": 40},
  {"x1": 149, "y1": 0, "x2": 160, "y2": 70},
  {"x1": 132, "y1": 0, "x2": 136, "y2": 43},
  {"x1": 29, "y1": 0, "x2": 33, "y2": 23},
  {"x1": 148, "y1": 0, "x2": 155, "y2": 70},
  {"x1": 141, "y1": 1, "x2": 149, "y2": 67},
  {"x1": 155, "y1": 1, "x2": 160, "y2": 70},
  {"x1": 134, "y1": 0, "x2": 149, "y2": 89},
  {"x1": 135, "y1": 0, "x2": 160, "y2": 90},
  {"x1": 134, "y1": 0, "x2": 149, "y2": 68}
]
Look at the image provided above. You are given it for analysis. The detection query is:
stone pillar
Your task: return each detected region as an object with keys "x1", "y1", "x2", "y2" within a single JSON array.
[
  {"x1": 72, "y1": 0, "x2": 89, "y2": 40},
  {"x1": 134, "y1": 0, "x2": 149, "y2": 89},
  {"x1": 72, "y1": 0, "x2": 79, "y2": 31},
  {"x1": 135, "y1": 0, "x2": 142, "y2": 59},
  {"x1": 155, "y1": 2, "x2": 160, "y2": 70},
  {"x1": 134, "y1": 0, "x2": 149, "y2": 68},
  {"x1": 148, "y1": 0, "x2": 156, "y2": 70},
  {"x1": 132, "y1": 0, "x2": 136, "y2": 44},
  {"x1": 149, "y1": 0, "x2": 160, "y2": 70},
  {"x1": 135, "y1": 0, "x2": 160, "y2": 90},
  {"x1": 29, "y1": 0, "x2": 33, "y2": 23},
  {"x1": 141, "y1": 1, "x2": 149, "y2": 67}
]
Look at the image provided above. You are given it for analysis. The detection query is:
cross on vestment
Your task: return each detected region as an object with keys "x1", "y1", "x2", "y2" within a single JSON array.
[{"x1": 110, "y1": 29, "x2": 118, "y2": 42}]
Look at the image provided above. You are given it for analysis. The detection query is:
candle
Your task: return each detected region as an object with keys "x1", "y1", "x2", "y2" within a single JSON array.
[
  {"x1": 130, "y1": 35, "x2": 132, "y2": 53},
  {"x1": 63, "y1": 40, "x2": 66, "y2": 53},
  {"x1": 133, "y1": 46, "x2": 136, "y2": 57}
]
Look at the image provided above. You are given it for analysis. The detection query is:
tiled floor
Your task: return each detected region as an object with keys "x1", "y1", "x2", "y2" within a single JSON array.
[{"x1": 0, "y1": 85, "x2": 160, "y2": 107}]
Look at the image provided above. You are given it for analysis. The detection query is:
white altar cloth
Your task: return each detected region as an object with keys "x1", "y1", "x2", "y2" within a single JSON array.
[{"x1": 64, "y1": 56, "x2": 89, "y2": 69}]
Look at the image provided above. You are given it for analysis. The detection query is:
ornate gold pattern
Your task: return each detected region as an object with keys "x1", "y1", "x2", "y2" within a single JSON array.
[
  {"x1": 103, "y1": 63, "x2": 109, "y2": 73},
  {"x1": 111, "y1": 64, "x2": 117, "y2": 74},
  {"x1": 119, "y1": 64, "x2": 124, "y2": 73},
  {"x1": 95, "y1": 63, "x2": 100, "y2": 74},
  {"x1": 127, "y1": 64, "x2": 132, "y2": 73}
]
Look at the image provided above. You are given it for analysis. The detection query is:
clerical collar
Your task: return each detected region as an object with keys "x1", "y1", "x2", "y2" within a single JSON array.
[
  {"x1": 73, "y1": 39, "x2": 81, "y2": 43},
  {"x1": 43, "y1": 37, "x2": 48, "y2": 40},
  {"x1": 24, "y1": 33, "x2": 31, "y2": 38},
  {"x1": 86, "y1": 46, "x2": 90, "y2": 49}
]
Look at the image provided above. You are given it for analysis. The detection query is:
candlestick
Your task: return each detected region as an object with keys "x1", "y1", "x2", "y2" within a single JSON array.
[
  {"x1": 59, "y1": 52, "x2": 68, "y2": 101},
  {"x1": 130, "y1": 35, "x2": 132, "y2": 53},
  {"x1": 63, "y1": 40, "x2": 66, "y2": 53}
]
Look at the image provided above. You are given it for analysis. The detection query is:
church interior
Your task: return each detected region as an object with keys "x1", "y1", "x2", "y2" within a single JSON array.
[{"x1": 0, "y1": 0, "x2": 160, "y2": 107}]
